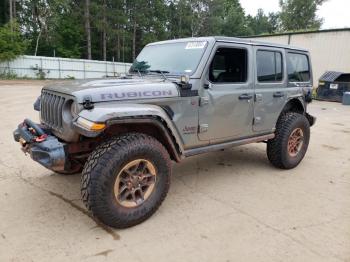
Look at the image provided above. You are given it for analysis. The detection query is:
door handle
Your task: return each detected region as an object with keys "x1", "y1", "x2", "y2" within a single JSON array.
[
  {"x1": 273, "y1": 92, "x2": 285, "y2": 98},
  {"x1": 239, "y1": 94, "x2": 253, "y2": 100}
]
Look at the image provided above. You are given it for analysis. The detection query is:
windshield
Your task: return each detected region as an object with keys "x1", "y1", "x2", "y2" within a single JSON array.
[{"x1": 130, "y1": 41, "x2": 208, "y2": 75}]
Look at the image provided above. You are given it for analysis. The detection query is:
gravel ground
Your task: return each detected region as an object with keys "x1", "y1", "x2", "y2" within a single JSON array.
[{"x1": 0, "y1": 80, "x2": 349, "y2": 262}]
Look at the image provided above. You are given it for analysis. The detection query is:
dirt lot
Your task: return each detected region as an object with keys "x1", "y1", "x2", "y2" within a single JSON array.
[{"x1": 0, "y1": 80, "x2": 349, "y2": 262}]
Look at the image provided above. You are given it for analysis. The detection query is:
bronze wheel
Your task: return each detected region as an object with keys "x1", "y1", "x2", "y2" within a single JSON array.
[
  {"x1": 114, "y1": 159, "x2": 157, "y2": 208},
  {"x1": 287, "y1": 128, "x2": 304, "y2": 157}
]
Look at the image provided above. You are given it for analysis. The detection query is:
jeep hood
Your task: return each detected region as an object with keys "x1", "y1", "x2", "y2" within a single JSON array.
[{"x1": 42, "y1": 78, "x2": 180, "y2": 103}]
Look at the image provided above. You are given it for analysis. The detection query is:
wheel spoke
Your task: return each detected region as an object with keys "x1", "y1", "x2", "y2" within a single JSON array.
[
  {"x1": 119, "y1": 185, "x2": 128, "y2": 194},
  {"x1": 123, "y1": 169, "x2": 134, "y2": 177},
  {"x1": 119, "y1": 175, "x2": 129, "y2": 184},
  {"x1": 114, "y1": 159, "x2": 157, "y2": 208},
  {"x1": 136, "y1": 161, "x2": 147, "y2": 174},
  {"x1": 119, "y1": 190, "x2": 131, "y2": 202},
  {"x1": 136, "y1": 188, "x2": 145, "y2": 201},
  {"x1": 142, "y1": 177, "x2": 156, "y2": 186},
  {"x1": 131, "y1": 190, "x2": 137, "y2": 202},
  {"x1": 141, "y1": 173, "x2": 154, "y2": 180}
]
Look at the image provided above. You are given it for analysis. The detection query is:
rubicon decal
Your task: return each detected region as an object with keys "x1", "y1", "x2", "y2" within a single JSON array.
[{"x1": 101, "y1": 90, "x2": 174, "y2": 100}]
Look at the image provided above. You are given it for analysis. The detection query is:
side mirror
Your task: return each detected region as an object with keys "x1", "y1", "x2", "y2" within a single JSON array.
[{"x1": 203, "y1": 82, "x2": 212, "y2": 90}]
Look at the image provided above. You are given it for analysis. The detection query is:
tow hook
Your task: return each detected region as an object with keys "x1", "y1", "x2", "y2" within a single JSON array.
[
  {"x1": 35, "y1": 134, "x2": 48, "y2": 142},
  {"x1": 13, "y1": 119, "x2": 67, "y2": 171},
  {"x1": 16, "y1": 119, "x2": 48, "y2": 144}
]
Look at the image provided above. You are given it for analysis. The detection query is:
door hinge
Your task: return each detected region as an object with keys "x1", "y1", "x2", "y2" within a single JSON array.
[
  {"x1": 200, "y1": 97, "x2": 209, "y2": 106},
  {"x1": 255, "y1": 94, "x2": 263, "y2": 102},
  {"x1": 199, "y1": 124, "x2": 209, "y2": 133},
  {"x1": 253, "y1": 117, "x2": 262, "y2": 125}
]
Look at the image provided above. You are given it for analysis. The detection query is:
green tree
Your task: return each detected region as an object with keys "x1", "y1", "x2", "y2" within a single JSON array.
[
  {"x1": 0, "y1": 22, "x2": 26, "y2": 62},
  {"x1": 3, "y1": 0, "x2": 328, "y2": 64},
  {"x1": 167, "y1": 0, "x2": 193, "y2": 38},
  {"x1": 279, "y1": 0, "x2": 326, "y2": 31},
  {"x1": 198, "y1": 0, "x2": 225, "y2": 36},
  {"x1": 247, "y1": 9, "x2": 280, "y2": 35},
  {"x1": 247, "y1": 9, "x2": 271, "y2": 35},
  {"x1": 221, "y1": 0, "x2": 252, "y2": 36},
  {"x1": 268, "y1": 12, "x2": 280, "y2": 33},
  {"x1": 52, "y1": 5, "x2": 84, "y2": 58}
]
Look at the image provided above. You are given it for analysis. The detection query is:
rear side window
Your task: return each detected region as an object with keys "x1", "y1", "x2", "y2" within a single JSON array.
[
  {"x1": 287, "y1": 53, "x2": 310, "y2": 82},
  {"x1": 257, "y1": 50, "x2": 283, "y2": 82}
]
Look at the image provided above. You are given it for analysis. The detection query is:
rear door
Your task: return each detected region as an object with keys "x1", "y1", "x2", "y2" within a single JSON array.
[{"x1": 253, "y1": 46, "x2": 287, "y2": 133}]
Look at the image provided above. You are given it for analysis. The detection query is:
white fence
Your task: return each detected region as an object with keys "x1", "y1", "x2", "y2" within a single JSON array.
[{"x1": 0, "y1": 55, "x2": 132, "y2": 79}]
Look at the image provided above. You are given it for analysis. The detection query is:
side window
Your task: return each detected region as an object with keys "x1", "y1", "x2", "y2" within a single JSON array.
[
  {"x1": 256, "y1": 50, "x2": 283, "y2": 82},
  {"x1": 287, "y1": 53, "x2": 310, "y2": 82},
  {"x1": 209, "y1": 47, "x2": 247, "y2": 83}
]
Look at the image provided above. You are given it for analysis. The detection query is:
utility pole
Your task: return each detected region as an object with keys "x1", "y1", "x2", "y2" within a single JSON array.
[
  {"x1": 13, "y1": 0, "x2": 16, "y2": 20},
  {"x1": 9, "y1": 0, "x2": 13, "y2": 31},
  {"x1": 84, "y1": 0, "x2": 92, "y2": 60},
  {"x1": 102, "y1": 0, "x2": 107, "y2": 61}
]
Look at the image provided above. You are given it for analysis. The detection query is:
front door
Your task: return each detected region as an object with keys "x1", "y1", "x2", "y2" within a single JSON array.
[{"x1": 198, "y1": 43, "x2": 254, "y2": 142}]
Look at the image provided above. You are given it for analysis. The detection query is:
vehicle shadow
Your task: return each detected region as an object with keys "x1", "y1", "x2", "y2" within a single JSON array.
[{"x1": 25, "y1": 143, "x2": 275, "y2": 236}]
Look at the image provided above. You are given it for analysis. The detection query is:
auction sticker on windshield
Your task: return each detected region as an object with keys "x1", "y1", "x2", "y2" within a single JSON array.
[{"x1": 185, "y1": 41, "x2": 207, "y2": 49}]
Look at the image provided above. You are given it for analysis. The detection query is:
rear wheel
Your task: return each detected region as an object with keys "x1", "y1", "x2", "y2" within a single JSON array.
[
  {"x1": 267, "y1": 112, "x2": 310, "y2": 169},
  {"x1": 81, "y1": 133, "x2": 171, "y2": 228}
]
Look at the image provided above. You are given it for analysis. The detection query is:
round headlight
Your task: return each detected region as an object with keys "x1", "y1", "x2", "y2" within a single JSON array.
[{"x1": 71, "y1": 101, "x2": 81, "y2": 117}]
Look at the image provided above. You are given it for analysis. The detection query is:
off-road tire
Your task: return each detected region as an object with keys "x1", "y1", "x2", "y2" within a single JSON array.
[
  {"x1": 81, "y1": 133, "x2": 171, "y2": 228},
  {"x1": 267, "y1": 112, "x2": 310, "y2": 169}
]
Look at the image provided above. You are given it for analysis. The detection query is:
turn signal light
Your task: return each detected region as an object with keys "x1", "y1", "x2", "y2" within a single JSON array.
[{"x1": 77, "y1": 117, "x2": 106, "y2": 131}]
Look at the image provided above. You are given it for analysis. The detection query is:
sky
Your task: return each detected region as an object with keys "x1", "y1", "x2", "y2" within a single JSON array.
[{"x1": 239, "y1": 0, "x2": 350, "y2": 29}]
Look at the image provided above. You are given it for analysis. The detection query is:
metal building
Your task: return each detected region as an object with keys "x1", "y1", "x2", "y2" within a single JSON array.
[{"x1": 246, "y1": 28, "x2": 350, "y2": 87}]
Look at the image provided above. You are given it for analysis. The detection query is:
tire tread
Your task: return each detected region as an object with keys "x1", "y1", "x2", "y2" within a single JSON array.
[{"x1": 81, "y1": 133, "x2": 171, "y2": 228}]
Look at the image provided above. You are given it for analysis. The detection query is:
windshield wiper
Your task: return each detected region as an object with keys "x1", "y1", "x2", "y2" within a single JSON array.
[
  {"x1": 130, "y1": 68, "x2": 143, "y2": 77},
  {"x1": 149, "y1": 70, "x2": 170, "y2": 81}
]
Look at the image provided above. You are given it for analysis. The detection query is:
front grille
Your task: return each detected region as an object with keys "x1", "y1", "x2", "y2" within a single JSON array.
[{"x1": 40, "y1": 91, "x2": 66, "y2": 130}]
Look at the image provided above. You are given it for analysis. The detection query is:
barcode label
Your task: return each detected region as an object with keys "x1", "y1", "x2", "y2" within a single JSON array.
[{"x1": 185, "y1": 41, "x2": 207, "y2": 49}]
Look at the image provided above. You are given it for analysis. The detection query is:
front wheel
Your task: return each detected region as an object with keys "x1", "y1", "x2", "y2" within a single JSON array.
[
  {"x1": 267, "y1": 112, "x2": 310, "y2": 169},
  {"x1": 81, "y1": 133, "x2": 171, "y2": 228}
]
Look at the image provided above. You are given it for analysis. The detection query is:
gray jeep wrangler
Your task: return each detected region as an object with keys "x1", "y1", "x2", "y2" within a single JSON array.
[{"x1": 14, "y1": 37, "x2": 316, "y2": 228}]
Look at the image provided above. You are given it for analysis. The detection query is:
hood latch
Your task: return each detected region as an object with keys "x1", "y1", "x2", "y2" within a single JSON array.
[{"x1": 83, "y1": 95, "x2": 94, "y2": 110}]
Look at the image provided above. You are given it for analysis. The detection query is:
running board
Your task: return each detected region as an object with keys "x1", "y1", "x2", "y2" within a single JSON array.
[{"x1": 184, "y1": 133, "x2": 275, "y2": 157}]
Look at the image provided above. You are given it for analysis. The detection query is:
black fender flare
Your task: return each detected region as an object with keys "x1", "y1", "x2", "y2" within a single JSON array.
[{"x1": 106, "y1": 116, "x2": 182, "y2": 162}]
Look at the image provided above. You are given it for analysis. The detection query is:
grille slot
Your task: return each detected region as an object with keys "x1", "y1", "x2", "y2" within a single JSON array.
[{"x1": 40, "y1": 91, "x2": 66, "y2": 130}]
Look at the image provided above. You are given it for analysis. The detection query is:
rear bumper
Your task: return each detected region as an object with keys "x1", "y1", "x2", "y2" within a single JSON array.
[
  {"x1": 306, "y1": 112, "x2": 316, "y2": 127},
  {"x1": 13, "y1": 119, "x2": 67, "y2": 172}
]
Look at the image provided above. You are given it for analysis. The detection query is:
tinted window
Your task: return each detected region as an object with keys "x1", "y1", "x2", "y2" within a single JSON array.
[
  {"x1": 287, "y1": 53, "x2": 310, "y2": 82},
  {"x1": 257, "y1": 50, "x2": 283, "y2": 82},
  {"x1": 209, "y1": 48, "x2": 247, "y2": 83}
]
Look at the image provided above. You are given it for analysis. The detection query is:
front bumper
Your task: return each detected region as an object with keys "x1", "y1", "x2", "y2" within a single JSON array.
[{"x1": 13, "y1": 119, "x2": 67, "y2": 172}]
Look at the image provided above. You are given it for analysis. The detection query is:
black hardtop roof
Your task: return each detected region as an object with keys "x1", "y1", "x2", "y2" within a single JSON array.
[
  {"x1": 319, "y1": 71, "x2": 350, "y2": 82},
  {"x1": 149, "y1": 36, "x2": 308, "y2": 52}
]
